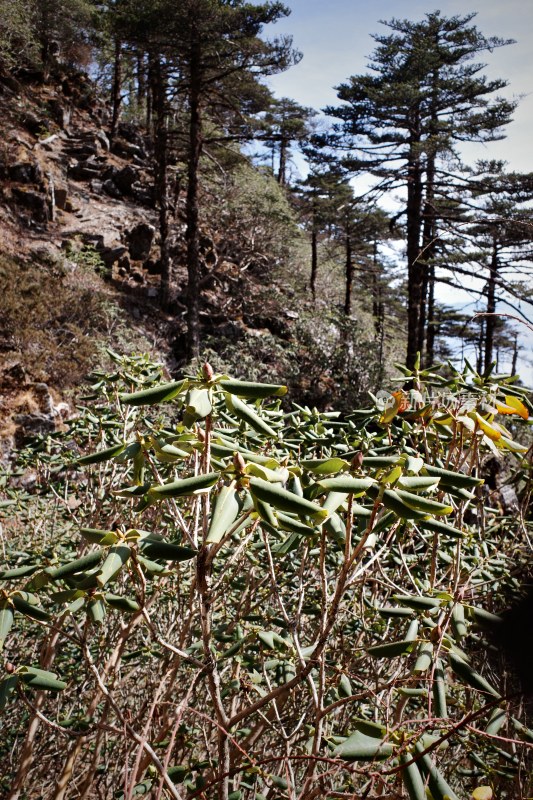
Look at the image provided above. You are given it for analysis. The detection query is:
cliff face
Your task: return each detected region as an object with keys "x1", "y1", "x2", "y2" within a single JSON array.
[
  {"x1": 0, "y1": 69, "x2": 162, "y2": 282},
  {"x1": 0, "y1": 69, "x2": 179, "y2": 454}
]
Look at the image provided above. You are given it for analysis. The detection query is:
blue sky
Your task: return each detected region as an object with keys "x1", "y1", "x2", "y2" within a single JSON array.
[
  {"x1": 266, "y1": 0, "x2": 533, "y2": 173},
  {"x1": 264, "y1": 1, "x2": 533, "y2": 377}
]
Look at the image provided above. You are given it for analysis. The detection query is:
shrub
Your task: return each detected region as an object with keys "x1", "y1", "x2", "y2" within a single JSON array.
[{"x1": 0, "y1": 352, "x2": 532, "y2": 799}]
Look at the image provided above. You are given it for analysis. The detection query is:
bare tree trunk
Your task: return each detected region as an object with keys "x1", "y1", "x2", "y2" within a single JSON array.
[
  {"x1": 110, "y1": 37, "x2": 123, "y2": 143},
  {"x1": 185, "y1": 40, "x2": 203, "y2": 362},
  {"x1": 344, "y1": 235, "x2": 353, "y2": 316},
  {"x1": 278, "y1": 135, "x2": 288, "y2": 185},
  {"x1": 310, "y1": 226, "x2": 318, "y2": 299},
  {"x1": 483, "y1": 231, "x2": 498, "y2": 376},
  {"x1": 405, "y1": 130, "x2": 424, "y2": 370},
  {"x1": 152, "y1": 55, "x2": 171, "y2": 309}
]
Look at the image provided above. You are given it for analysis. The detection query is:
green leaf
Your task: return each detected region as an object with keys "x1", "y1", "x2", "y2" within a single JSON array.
[
  {"x1": 0, "y1": 604, "x2": 14, "y2": 650},
  {"x1": 0, "y1": 564, "x2": 41, "y2": 580},
  {"x1": 88, "y1": 598, "x2": 106, "y2": 625},
  {"x1": 249, "y1": 478, "x2": 328, "y2": 522},
  {"x1": 139, "y1": 541, "x2": 197, "y2": 562},
  {"x1": 414, "y1": 742, "x2": 460, "y2": 800},
  {"x1": 97, "y1": 545, "x2": 131, "y2": 588},
  {"x1": 333, "y1": 720, "x2": 394, "y2": 761},
  {"x1": 104, "y1": 593, "x2": 140, "y2": 613},
  {"x1": 76, "y1": 442, "x2": 126, "y2": 465},
  {"x1": 422, "y1": 465, "x2": 483, "y2": 489},
  {"x1": 338, "y1": 674, "x2": 352, "y2": 698},
  {"x1": 207, "y1": 484, "x2": 241, "y2": 544},
  {"x1": 448, "y1": 653, "x2": 500, "y2": 697},
  {"x1": 183, "y1": 388, "x2": 212, "y2": 427},
  {"x1": 413, "y1": 642, "x2": 434, "y2": 673},
  {"x1": 301, "y1": 458, "x2": 350, "y2": 475},
  {"x1": 19, "y1": 666, "x2": 67, "y2": 692},
  {"x1": 0, "y1": 674, "x2": 19, "y2": 710},
  {"x1": 219, "y1": 379, "x2": 287, "y2": 399},
  {"x1": 44, "y1": 551, "x2": 103, "y2": 581},
  {"x1": 318, "y1": 476, "x2": 375, "y2": 494},
  {"x1": 80, "y1": 528, "x2": 119, "y2": 546},
  {"x1": 258, "y1": 630, "x2": 290, "y2": 651},
  {"x1": 394, "y1": 488, "x2": 452, "y2": 516},
  {"x1": 119, "y1": 380, "x2": 187, "y2": 406},
  {"x1": 419, "y1": 519, "x2": 465, "y2": 539},
  {"x1": 393, "y1": 595, "x2": 441, "y2": 610},
  {"x1": 224, "y1": 393, "x2": 277, "y2": 437},
  {"x1": 367, "y1": 639, "x2": 413, "y2": 658},
  {"x1": 400, "y1": 753, "x2": 427, "y2": 800},
  {"x1": 149, "y1": 472, "x2": 219, "y2": 499},
  {"x1": 12, "y1": 595, "x2": 50, "y2": 621}
]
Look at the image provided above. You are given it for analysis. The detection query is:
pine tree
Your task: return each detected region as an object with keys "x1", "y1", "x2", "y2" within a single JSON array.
[{"x1": 325, "y1": 11, "x2": 517, "y2": 369}]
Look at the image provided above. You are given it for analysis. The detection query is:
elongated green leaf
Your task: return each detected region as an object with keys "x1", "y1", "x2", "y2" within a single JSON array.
[
  {"x1": 219, "y1": 379, "x2": 287, "y2": 399},
  {"x1": 80, "y1": 528, "x2": 119, "y2": 546},
  {"x1": 423, "y1": 465, "x2": 483, "y2": 489},
  {"x1": 183, "y1": 388, "x2": 212, "y2": 427},
  {"x1": 19, "y1": 666, "x2": 67, "y2": 692},
  {"x1": 12, "y1": 596, "x2": 50, "y2": 621},
  {"x1": 88, "y1": 598, "x2": 106, "y2": 625},
  {"x1": 333, "y1": 721, "x2": 394, "y2": 761},
  {"x1": 0, "y1": 604, "x2": 14, "y2": 650},
  {"x1": 448, "y1": 653, "x2": 500, "y2": 697},
  {"x1": 244, "y1": 462, "x2": 289, "y2": 483},
  {"x1": 207, "y1": 484, "x2": 241, "y2": 544},
  {"x1": 104, "y1": 593, "x2": 140, "y2": 613},
  {"x1": 419, "y1": 518, "x2": 465, "y2": 539},
  {"x1": 433, "y1": 659, "x2": 447, "y2": 718},
  {"x1": 414, "y1": 743, "x2": 460, "y2": 800},
  {"x1": 45, "y1": 551, "x2": 103, "y2": 581},
  {"x1": 249, "y1": 478, "x2": 328, "y2": 522},
  {"x1": 0, "y1": 674, "x2": 19, "y2": 710},
  {"x1": 224, "y1": 393, "x2": 277, "y2": 437},
  {"x1": 77, "y1": 442, "x2": 126, "y2": 465},
  {"x1": 394, "y1": 488, "x2": 452, "y2": 516},
  {"x1": 338, "y1": 674, "x2": 352, "y2": 698},
  {"x1": 301, "y1": 458, "x2": 350, "y2": 475},
  {"x1": 0, "y1": 564, "x2": 41, "y2": 580},
  {"x1": 114, "y1": 442, "x2": 142, "y2": 463},
  {"x1": 397, "y1": 476, "x2": 440, "y2": 491},
  {"x1": 318, "y1": 476, "x2": 375, "y2": 495},
  {"x1": 400, "y1": 753, "x2": 427, "y2": 800},
  {"x1": 258, "y1": 630, "x2": 290, "y2": 651},
  {"x1": 367, "y1": 639, "x2": 412, "y2": 658},
  {"x1": 112, "y1": 483, "x2": 151, "y2": 497},
  {"x1": 140, "y1": 541, "x2": 197, "y2": 562},
  {"x1": 119, "y1": 380, "x2": 187, "y2": 406},
  {"x1": 276, "y1": 512, "x2": 316, "y2": 536},
  {"x1": 394, "y1": 595, "x2": 441, "y2": 610},
  {"x1": 149, "y1": 472, "x2": 219, "y2": 499},
  {"x1": 378, "y1": 489, "x2": 428, "y2": 520},
  {"x1": 97, "y1": 545, "x2": 131, "y2": 587}
]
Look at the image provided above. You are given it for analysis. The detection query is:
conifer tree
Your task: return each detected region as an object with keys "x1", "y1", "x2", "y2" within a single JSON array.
[{"x1": 325, "y1": 11, "x2": 517, "y2": 368}]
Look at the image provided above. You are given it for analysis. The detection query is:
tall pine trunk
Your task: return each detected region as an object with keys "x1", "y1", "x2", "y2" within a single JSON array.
[
  {"x1": 406, "y1": 132, "x2": 424, "y2": 370},
  {"x1": 110, "y1": 38, "x2": 123, "y2": 143},
  {"x1": 310, "y1": 225, "x2": 318, "y2": 300},
  {"x1": 186, "y1": 40, "x2": 203, "y2": 362},
  {"x1": 151, "y1": 55, "x2": 171, "y2": 309},
  {"x1": 344, "y1": 234, "x2": 353, "y2": 316},
  {"x1": 483, "y1": 231, "x2": 498, "y2": 376}
]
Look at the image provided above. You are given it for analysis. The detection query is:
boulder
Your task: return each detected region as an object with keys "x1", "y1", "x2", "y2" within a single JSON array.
[
  {"x1": 8, "y1": 161, "x2": 43, "y2": 184},
  {"x1": 103, "y1": 178, "x2": 122, "y2": 198},
  {"x1": 114, "y1": 164, "x2": 139, "y2": 194},
  {"x1": 47, "y1": 98, "x2": 71, "y2": 129},
  {"x1": 12, "y1": 187, "x2": 48, "y2": 222},
  {"x1": 22, "y1": 111, "x2": 44, "y2": 135},
  {"x1": 131, "y1": 181, "x2": 153, "y2": 206},
  {"x1": 54, "y1": 185, "x2": 68, "y2": 209},
  {"x1": 144, "y1": 257, "x2": 162, "y2": 275},
  {"x1": 126, "y1": 222, "x2": 155, "y2": 260},
  {"x1": 95, "y1": 130, "x2": 110, "y2": 151}
]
